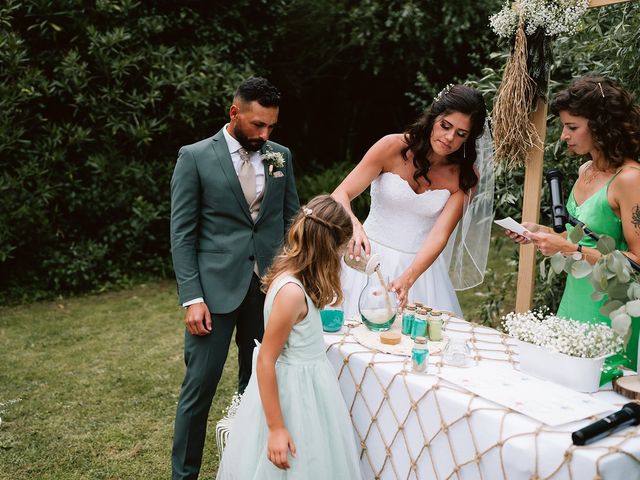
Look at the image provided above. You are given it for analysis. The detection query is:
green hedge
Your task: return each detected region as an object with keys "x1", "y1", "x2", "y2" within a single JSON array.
[
  {"x1": 0, "y1": 0, "x2": 501, "y2": 302},
  {"x1": 0, "y1": 1, "x2": 254, "y2": 299}
]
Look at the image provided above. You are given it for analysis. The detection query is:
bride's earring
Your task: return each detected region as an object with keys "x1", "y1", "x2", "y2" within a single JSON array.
[{"x1": 463, "y1": 142, "x2": 466, "y2": 159}]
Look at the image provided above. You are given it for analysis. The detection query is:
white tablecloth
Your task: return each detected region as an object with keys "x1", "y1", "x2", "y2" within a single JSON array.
[{"x1": 324, "y1": 317, "x2": 640, "y2": 480}]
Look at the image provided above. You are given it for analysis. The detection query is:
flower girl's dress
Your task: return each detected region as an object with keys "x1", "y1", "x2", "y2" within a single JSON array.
[{"x1": 216, "y1": 274, "x2": 362, "y2": 480}]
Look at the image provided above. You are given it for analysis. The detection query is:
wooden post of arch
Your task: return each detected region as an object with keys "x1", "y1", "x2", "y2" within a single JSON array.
[{"x1": 514, "y1": 0, "x2": 633, "y2": 313}]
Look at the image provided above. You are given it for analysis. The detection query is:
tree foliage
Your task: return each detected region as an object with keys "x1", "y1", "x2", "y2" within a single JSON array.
[
  {"x1": 471, "y1": 1, "x2": 640, "y2": 321},
  {"x1": 0, "y1": 0, "x2": 254, "y2": 297},
  {"x1": 1, "y1": 0, "x2": 500, "y2": 300}
]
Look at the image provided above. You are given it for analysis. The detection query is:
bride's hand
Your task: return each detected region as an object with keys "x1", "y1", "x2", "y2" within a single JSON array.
[
  {"x1": 389, "y1": 272, "x2": 414, "y2": 310},
  {"x1": 347, "y1": 220, "x2": 371, "y2": 260}
]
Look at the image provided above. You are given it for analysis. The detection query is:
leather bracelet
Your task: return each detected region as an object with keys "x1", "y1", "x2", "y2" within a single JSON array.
[{"x1": 577, "y1": 244, "x2": 583, "y2": 253}]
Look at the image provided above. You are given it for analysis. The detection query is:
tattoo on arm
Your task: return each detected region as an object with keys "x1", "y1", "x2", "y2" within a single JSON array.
[{"x1": 633, "y1": 204, "x2": 640, "y2": 233}]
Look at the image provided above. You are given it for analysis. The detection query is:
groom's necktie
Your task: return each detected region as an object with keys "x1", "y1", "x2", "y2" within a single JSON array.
[
  {"x1": 238, "y1": 148, "x2": 257, "y2": 207},
  {"x1": 238, "y1": 147, "x2": 260, "y2": 275}
]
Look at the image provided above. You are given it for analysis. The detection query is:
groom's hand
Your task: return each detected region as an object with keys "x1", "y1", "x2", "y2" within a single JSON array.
[{"x1": 184, "y1": 302, "x2": 212, "y2": 335}]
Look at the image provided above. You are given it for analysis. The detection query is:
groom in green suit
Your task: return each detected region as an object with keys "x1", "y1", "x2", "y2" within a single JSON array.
[{"x1": 170, "y1": 77, "x2": 300, "y2": 480}]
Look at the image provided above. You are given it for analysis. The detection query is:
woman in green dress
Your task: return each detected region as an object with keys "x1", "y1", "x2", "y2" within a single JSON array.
[{"x1": 506, "y1": 75, "x2": 640, "y2": 376}]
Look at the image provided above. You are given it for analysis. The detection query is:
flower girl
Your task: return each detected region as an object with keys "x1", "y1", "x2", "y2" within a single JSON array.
[{"x1": 216, "y1": 195, "x2": 362, "y2": 479}]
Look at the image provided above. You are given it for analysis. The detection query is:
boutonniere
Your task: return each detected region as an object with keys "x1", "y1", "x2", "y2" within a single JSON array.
[{"x1": 261, "y1": 146, "x2": 286, "y2": 176}]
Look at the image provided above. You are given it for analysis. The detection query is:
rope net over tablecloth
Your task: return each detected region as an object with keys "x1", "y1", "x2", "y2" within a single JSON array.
[{"x1": 323, "y1": 317, "x2": 640, "y2": 480}]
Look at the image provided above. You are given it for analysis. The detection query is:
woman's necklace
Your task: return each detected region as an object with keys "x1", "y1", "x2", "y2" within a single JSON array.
[{"x1": 582, "y1": 163, "x2": 609, "y2": 185}]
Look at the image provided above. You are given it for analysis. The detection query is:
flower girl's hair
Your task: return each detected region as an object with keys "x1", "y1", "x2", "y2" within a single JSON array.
[{"x1": 262, "y1": 195, "x2": 353, "y2": 309}]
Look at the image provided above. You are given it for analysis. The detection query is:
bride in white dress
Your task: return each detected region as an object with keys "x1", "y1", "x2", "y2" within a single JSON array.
[{"x1": 333, "y1": 84, "x2": 494, "y2": 319}]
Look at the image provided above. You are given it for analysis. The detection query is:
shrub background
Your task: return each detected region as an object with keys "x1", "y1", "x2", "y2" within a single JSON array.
[
  {"x1": 1, "y1": 1, "x2": 638, "y2": 313},
  {"x1": 0, "y1": 0, "x2": 501, "y2": 301}
]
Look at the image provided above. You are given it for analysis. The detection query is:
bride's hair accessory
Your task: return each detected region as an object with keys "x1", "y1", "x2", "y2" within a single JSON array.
[
  {"x1": 434, "y1": 84, "x2": 454, "y2": 103},
  {"x1": 303, "y1": 207, "x2": 313, "y2": 216}
]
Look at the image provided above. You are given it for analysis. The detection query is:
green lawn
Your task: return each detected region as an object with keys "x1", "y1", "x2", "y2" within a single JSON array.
[
  {"x1": 0, "y1": 281, "x2": 238, "y2": 480},
  {"x1": 0, "y1": 233, "x2": 517, "y2": 479}
]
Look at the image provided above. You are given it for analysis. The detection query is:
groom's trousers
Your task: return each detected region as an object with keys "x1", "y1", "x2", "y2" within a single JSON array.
[{"x1": 171, "y1": 273, "x2": 265, "y2": 480}]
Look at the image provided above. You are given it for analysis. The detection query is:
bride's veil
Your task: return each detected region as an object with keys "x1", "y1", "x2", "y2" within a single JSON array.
[{"x1": 443, "y1": 118, "x2": 495, "y2": 290}]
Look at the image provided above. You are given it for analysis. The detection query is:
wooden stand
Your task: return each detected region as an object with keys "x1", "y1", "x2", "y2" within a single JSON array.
[{"x1": 613, "y1": 375, "x2": 640, "y2": 400}]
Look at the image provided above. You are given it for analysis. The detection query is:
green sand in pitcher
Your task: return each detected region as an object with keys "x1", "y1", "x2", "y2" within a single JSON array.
[{"x1": 361, "y1": 308, "x2": 396, "y2": 331}]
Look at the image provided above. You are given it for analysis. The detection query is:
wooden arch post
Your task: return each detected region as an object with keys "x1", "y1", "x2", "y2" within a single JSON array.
[{"x1": 514, "y1": 0, "x2": 633, "y2": 313}]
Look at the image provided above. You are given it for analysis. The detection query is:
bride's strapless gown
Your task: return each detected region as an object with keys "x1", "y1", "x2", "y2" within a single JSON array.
[{"x1": 341, "y1": 172, "x2": 463, "y2": 319}]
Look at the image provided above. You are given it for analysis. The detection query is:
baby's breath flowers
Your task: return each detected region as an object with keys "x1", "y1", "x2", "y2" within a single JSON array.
[
  {"x1": 490, "y1": 0, "x2": 589, "y2": 38},
  {"x1": 223, "y1": 392, "x2": 243, "y2": 418},
  {"x1": 261, "y1": 146, "x2": 286, "y2": 176},
  {"x1": 503, "y1": 308, "x2": 624, "y2": 358}
]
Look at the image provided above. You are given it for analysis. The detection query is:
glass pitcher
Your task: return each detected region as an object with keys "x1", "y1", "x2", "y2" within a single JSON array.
[{"x1": 358, "y1": 272, "x2": 397, "y2": 332}]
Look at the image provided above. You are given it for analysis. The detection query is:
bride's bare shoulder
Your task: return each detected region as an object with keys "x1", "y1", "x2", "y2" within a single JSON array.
[{"x1": 372, "y1": 134, "x2": 407, "y2": 153}]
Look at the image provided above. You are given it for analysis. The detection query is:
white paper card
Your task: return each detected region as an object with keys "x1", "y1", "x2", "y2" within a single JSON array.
[
  {"x1": 494, "y1": 217, "x2": 528, "y2": 236},
  {"x1": 437, "y1": 365, "x2": 614, "y2": 426}
]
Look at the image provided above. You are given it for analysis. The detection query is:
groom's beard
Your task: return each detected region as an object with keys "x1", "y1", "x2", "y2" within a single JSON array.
[{"x1": 232, "y1": 126, "x2": 266, "y2": 152}]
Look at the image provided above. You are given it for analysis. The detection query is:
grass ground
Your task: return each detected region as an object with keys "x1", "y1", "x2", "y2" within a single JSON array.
[
  {"x1": 0, "y1": 233, "x2": 517, "y2": 479},
  {"x1": 0, "y1": 281, "x2": 238, "y2": 479}
]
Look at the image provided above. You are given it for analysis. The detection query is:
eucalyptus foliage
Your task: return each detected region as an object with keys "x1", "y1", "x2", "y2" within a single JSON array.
[{"x1": 541, "y1": 229, "x2": 640, "y2": 343}]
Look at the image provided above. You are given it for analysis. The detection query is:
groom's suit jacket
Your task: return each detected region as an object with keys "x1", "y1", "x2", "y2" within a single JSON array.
[{"x1": 170, "y1": 128, "x2": 299, "y2": 314}]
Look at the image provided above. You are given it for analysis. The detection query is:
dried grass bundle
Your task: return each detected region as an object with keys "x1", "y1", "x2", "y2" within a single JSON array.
[{"x1": 492, "y1": 21, "x2": 542, "y2": 169}]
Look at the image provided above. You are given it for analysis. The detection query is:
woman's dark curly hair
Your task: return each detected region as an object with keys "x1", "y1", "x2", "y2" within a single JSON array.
[
  {"x1": 401, "y1": 84, "x2": 487, "y2": 193},
  {"x1": 550, "y1": 75, "x2": 640, "y2": 169}
]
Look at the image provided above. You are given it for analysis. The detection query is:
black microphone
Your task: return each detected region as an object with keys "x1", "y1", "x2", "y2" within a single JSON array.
[
  {"x1": 572, "y1": 402, "x2": 640, "y2": 446},
  {"x1": 546, "y1": 169, "x2": 567, "y2": 233}
]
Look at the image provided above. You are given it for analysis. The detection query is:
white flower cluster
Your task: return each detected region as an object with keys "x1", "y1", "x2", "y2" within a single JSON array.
[
  {"x1": 223, "y1": 392, "x2": 243, "y2": 418},
  {"x1": 502, "y1": 309, "x2": 624, "y2": 358},
  {"x1": 490, "y1": 0, "x2": 589, "y2": 38},
  {"x1": 261, "y1": 148, "x2": 285, "y2": 169}
]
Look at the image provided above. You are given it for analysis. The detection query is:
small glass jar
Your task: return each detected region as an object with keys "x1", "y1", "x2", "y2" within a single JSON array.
[
  {"x1": 343, "y1": 252, "x2": 381, "y2": 275},
  {"x1": 428, "y1": 311, "x2": 443, "y2": 341},
  {"x1": 411, "y1": 307, "x2": 428, "y2": 339},
  {"x1": 401, "y1": 304, "x2": 416, "y2": 335},
  {"x1": 411, "y1": 336, "x2": 429, "y2": 373}
]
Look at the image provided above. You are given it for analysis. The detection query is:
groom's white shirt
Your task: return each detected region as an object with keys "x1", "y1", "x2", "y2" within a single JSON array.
[{"x1": 183, "y1": 125, "x2": 266, "y2": 307}]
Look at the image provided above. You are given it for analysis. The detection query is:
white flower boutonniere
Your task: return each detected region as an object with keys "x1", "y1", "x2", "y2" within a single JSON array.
[{"x1": 261, "y1": 146, "x2": 286, "y2": 176}]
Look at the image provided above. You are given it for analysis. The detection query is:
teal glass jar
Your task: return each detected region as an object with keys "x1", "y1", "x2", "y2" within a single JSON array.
[
  {"x1": 411, "y1": 336, "x2": 429, "y2": 373},
  {"x1": 411, "y1": 307, "x2": 428, "y2": 339},
  {"x1": 401, "y1": 304, "x2": 416, "y2": 335}
]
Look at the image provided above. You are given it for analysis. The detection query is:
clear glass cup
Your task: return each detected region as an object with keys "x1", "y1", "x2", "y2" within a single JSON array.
[
  {"x1": 320, "y1": 304, "x2": 344, "y2": 332},
  {"x1": 443, "y1": 337, "x2": 471, "y2": 366}
]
